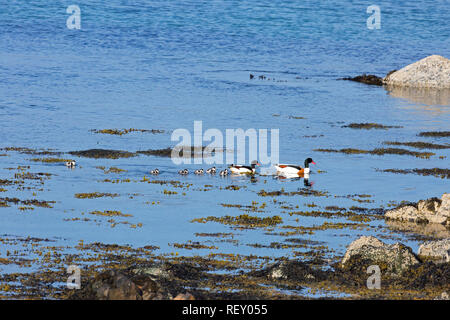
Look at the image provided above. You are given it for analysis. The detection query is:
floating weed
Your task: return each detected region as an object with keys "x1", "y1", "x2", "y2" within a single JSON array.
[
  {"x1": 69, "y1": 149, "x2": 136, "y2": 159},
  {"x1": 383, "y1": 141, "x2": 450, "y2": 150},
  {"x1": 171, "y1": 241, "x2": 218, "y2": 250},
  {"x1": 96, "y1": 166, "x2": 127, "y2": 174},
  {"x1": 74, "y1": 192, "x2": 119, "y2": 199},
  {"x1": 258, "y1": 189, "x2": 328, "y2": 197},
  {"x1": 314, "y1": 147, "x2": 434, "y2": 159},
  {"x1": 90, "y1": 128, "x2": 164, "y2": 135},
  {"x1": 341, "y1": 123, "x2": 402, "y2": 130},
  {"x1": 30, "y1": 158, "x2": 73, "y2": 163},
  {"x1": 381, "y1": 168, "x2": 450, "y2": 179},
  {"x1": 418, "y1": 131, "x2": 450, "y2": 138},
  {"x1": 89, "y1": 210, "x2": 133, "y2": 218},
  {"x1": 191, "y1": 214, "x2": 283, "y2": 228}
]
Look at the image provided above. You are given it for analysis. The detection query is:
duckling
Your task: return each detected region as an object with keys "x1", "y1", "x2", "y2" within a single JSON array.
[
  {"x1": 219, "y1": 169, "x2": 229, "y2": 176},
  {"x1": 150, "y1": 169, "x2": 160, "y2": 175},
  {"x1": 178, "y1": 169, "x2": 189, "y2": 175},
  {"x1": 194, "y1": 169, "x2": 204, "y2": 175},
  {"x1": 65, "y1": 160, "x2": 76, "y2": 168},
  {"x1": 206, "y1": 167, "x2": 216, "y2": 174}
]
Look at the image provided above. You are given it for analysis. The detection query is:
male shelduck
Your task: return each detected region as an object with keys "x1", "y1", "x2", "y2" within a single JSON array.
[
  {"x1": 275, "y1": 158, "x2": 316, "y2": 176},
  {"x1": 150, "y1": 169, "x2": 160, "y2": 175},
  {"x1": 219, "y1": 169, "x2": 229, "y2": 176},
  {"x1": 206, "y1": 167, "x2": 216, "y2": 174},
  {"x1": 65, "y1": 160, "x2": 76, "y2": 168},
  {"x1": 178, "y1": 169, "x2": 189, "y2": 175},
  {"x1": 194, "y1": 169, "x2": 204, "y2": 175},
  {"x1": 229, "y1": 160, "x2": 260, "y2": 174}
]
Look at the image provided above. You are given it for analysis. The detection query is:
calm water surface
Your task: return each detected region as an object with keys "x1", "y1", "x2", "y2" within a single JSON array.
[{"x1": 0, "y1": 1, "x2": 449, "y2": 272}]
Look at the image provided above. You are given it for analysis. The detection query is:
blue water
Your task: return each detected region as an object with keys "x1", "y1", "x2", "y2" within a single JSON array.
[{"x1": 0, "y1": 0, "x2": 449, "y2": 277}]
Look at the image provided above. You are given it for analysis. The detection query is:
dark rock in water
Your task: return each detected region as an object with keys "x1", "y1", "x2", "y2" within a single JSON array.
[
  {"x1": 70, "y1": 270, "x2": 172, "y2": 300},
  {"x1": 69, "y1": 149, "x2": 136, "y2": 159},
  {"x1": 340, "y1": 74, "x2": 383, "y2": 86},
  {"x1": 249, "y1": 74, "x2": 255, "y2": 79}
]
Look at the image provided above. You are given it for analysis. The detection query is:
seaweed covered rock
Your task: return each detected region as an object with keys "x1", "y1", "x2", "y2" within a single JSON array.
[
  {"x1": 341, "y1": 74, "x2": 383, "y2": 86},
  {"x1": 383, "y1": 55, "x2": 450, "y2": 89},
  {"x1": 71, "y1": 270, "x2": 172, "y2": 300},
  {"x1": 418, "y1": 239, "x2": 450, "y2": 263},
  {"x1": 385, "y1": 193, "x2": 450, "y2": 226},
  {"x1": 341, "y1": 236, "x2": 420, "y2": 275}
]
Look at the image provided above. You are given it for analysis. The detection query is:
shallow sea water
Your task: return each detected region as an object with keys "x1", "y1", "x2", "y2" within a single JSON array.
[{"x1": 0, "y1": 1, "x2": 449, "y2": 294}]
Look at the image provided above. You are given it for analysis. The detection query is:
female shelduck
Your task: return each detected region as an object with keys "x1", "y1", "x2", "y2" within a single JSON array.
[
  {"x1": 150, "y1": 169, "x2": 160, "y2": 175},
  {"x1": 275, "y1": 158, "x2": 316, "y2": 176},
  {"x1": 65, "y1": 160, "x2": 76, "y2": 168},
  {"x1": 229, "y1": 160, "x2": 260, "y2": 174},
  {"x1": 219, "y1": 169, "x2": 229, "y2": 176},
  {"x1": 178, "y1": 169, "x2": 189, "y2": 175},
  {"x1": 206, "y1": 167, "x2": 216, "y2": 174},
  {"x1": 194, "y1": 169, "x2": 204, "y2": 175}
]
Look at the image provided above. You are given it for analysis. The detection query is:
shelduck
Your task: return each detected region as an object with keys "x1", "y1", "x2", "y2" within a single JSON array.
[
  {"x1": 194, "y1": 169, "x2": 204, "y2": 175},
  {"x1": 275, "y1": 158, "x2": 316, "y2": 176},
  {"x1": 219, "y1": 169, "x2": 229, "y2": 176},
  {"x1": 150, "y1": 169, "x2": 160, "y2": 175},
  {"x1": 65, "y1": 160, "x2": 76, "y2": 168},
  {"x1": 206, "y1": 167, "x2": 216, "y2": 174},
  {"x1": 229, "y1": 160, "x2": 260, "y2": 174},
  {"x1": 178, "y1": 169, "x2": 189, "y2": 175}
]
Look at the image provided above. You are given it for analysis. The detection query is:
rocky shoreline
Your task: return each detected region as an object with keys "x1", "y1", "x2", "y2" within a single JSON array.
[
  {"x1": 65, "y1": 193, "x2": 449, "y2": 300},
  {"x1": 342, "y1": 55, "x2": 450, "y2": 89}
]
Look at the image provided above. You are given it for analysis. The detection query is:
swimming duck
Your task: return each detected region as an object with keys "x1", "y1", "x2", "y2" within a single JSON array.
[
  {"x1": 275, "y1": 158, "x2": 316, "y2": 176},
  {"x1": 219, "y1": 169, "x2": 229, "y2": 176},
  {"x1": 178, "y1": 169, "x2": 189, "y2": 175},
  {"x1": 194, "y1": 169, "x2": 204, "y2": 175},
  {"x1": 206, "y1": 167, "x2": 216, "y2": 174},
  {"x1": 229, "y1": 160, "x2": 260, "y2": 174},
  {"x1": 150, "y1": 169, "x2": 160, "y2": 175},
  {"x1": 65, "y1": 160, "x2": 76, "y2": 168}
]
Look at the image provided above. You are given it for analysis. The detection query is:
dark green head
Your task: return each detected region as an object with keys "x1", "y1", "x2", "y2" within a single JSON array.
[{"x1": 304, "y1": 158, "x2": 316, "y2": 168}]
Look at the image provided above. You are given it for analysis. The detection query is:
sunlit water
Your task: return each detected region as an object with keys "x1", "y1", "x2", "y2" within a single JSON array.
[{"x1": 0, "y1": 0, "x2": 449, "y2": 285}]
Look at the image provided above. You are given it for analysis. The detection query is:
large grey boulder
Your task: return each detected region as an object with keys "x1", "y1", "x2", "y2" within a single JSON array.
[
  {"x1": 341, "y1": 236, "x2": 420, "y2": 275},
  {"x1": 385, "y1": 193, "x2": 450, "y2": 226},
  {"x1": 383, "y1": 55, "x2": 450, "y2": 89},
  {"x1": 418, "y1": 239, "x2": 450, "y2": 263}
]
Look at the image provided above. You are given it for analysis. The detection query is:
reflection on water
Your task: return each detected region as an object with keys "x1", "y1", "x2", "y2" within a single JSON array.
[
  {"x1": 386, "y1": 220, "x2": 450, "y2": 239},
  {"x1": 275, "y1": 172, "x2": 314, "y2": 187},
  {"x1": 385, "y1": 85, "x2": 450, "y2": 107}
]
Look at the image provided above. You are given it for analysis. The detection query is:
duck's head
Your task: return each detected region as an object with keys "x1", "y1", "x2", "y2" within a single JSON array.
[
  {"x1": 251, "y1": 160, "x2": 261, "y2": 167},
  {"x1": 304, "y1": 158, "x2": 316, "y2": 168}
]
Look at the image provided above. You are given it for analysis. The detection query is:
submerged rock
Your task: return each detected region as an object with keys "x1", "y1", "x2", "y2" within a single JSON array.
[
  {"x1": 341, "y1": 236, "x2": 420, "y2": 275},
  {"x1": 383, "y1": 55, "x2": 450, "y2": 89},
  {"x1": 418, "y1": 239, "x2": 450, "y2": 263},
  {"x1": 385, "y1": 193, "x2": 450, "y2": 226}
]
